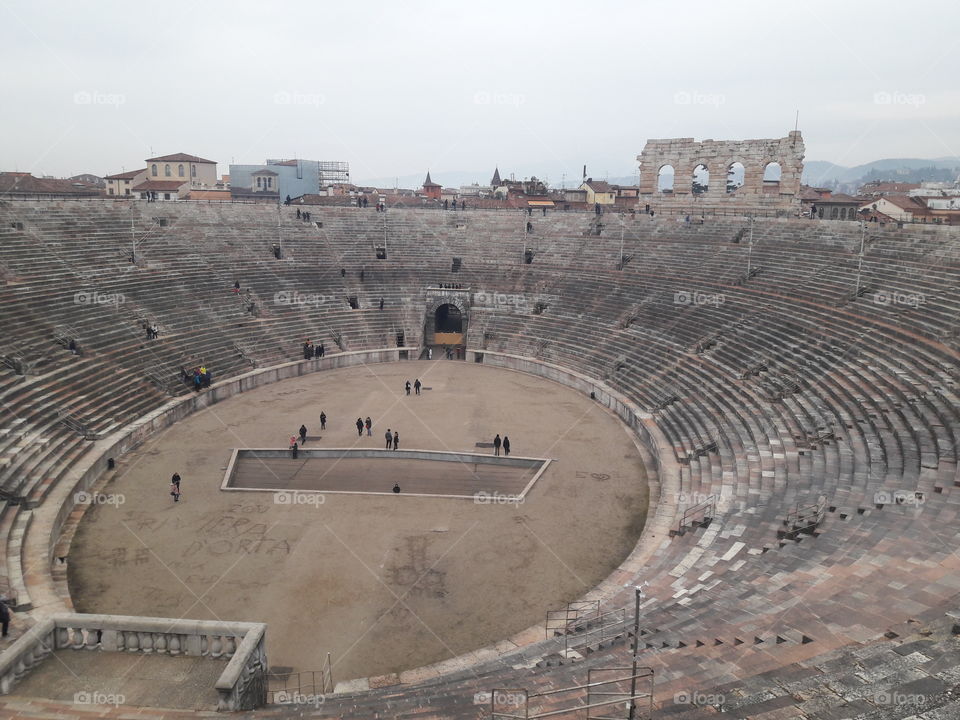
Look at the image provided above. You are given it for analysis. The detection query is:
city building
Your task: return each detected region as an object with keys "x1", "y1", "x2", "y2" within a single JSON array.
[
  {"x1": 580, "y1": 179, "x2": 616, "y2": 205},
  {"x1": 103, "y1": 169, "x2": 147, "y2": 197},
  {"x1": 229, "y1": 159, "x2": 350, "y2": 202},
  {"x1": 421, "y1": 171, "x2": 441, "y2": 200}
]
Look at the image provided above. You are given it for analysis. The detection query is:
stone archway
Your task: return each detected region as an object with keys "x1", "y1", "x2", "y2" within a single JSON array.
[{"x1": 425, "y1": 295, "x2": 470, "y2": 350}]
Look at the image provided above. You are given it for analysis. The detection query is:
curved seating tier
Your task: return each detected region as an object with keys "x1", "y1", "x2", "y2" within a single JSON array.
[{"x1": 0, "y1": 199, "x2": 957, "y2": 718}]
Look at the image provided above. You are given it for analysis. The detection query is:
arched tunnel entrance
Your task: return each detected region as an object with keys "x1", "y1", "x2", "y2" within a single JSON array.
[
  {"x1": 435, "y1": 304, "x2": 463, "y2": 333},
  {"x1": 426, "y1": 301, "x2": 468, "y2": 358}
]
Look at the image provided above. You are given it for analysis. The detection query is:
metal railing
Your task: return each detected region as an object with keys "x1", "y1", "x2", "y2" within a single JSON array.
[
  {"x1": 490, "y1": 666, "x2": 654, "y2": 719},
  {"x1": 545, "y1": 601, "x2": 629, "y2": 656},
  {"x1": 266, "y1": 652, "x2": 334, "y2": 704}
]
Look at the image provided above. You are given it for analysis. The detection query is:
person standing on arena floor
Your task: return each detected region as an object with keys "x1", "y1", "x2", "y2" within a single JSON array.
[
  {"x1": 0, "y1": 596, "x2": 10, "y2": 637},
  {"x1": 365, "y1": 417, "x2": 372, "y2": 436},
  {"x1": 170, "y1": 480, "x2": 181, "y2": 502},
  {"x1": 393, "y1": 431, "x2": 399, "y2": 450},
  {"x1": 493, "y1": 434, "x2": 502, "y2": 456},
  {"x1": 320, "y1": 412, "x2": 326, "y2": 431},
  {"x1": 290, "y1": 436, "x2": 299, "y2": 459},
  {"x1": 356, "y1": 418, "x2": 364, "y2": 437},
  {"x1": 503, "y1": 436, "x2": 511, "y2": 456},
  {"x1": 299, "y1": 424, "x2": 308, "y2": 444},
  {"x1": 414, "y1": 379, "x2": 421, "y2": 395},
  {"x1": 405, "y1": 380, "x2": 411, "y2": 395},
  {"x1": 385, "y1": 429, "x2": 392, "y2": 449}
]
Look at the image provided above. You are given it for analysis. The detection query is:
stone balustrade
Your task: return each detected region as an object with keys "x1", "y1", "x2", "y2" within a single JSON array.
[{"x1": 0, "y1": 614, "x2": 267, "y2": 711}]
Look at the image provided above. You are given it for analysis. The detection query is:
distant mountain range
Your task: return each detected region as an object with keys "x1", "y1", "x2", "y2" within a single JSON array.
[{"x1": 802, "y1": 157, "x2": 960, "y2": 189}]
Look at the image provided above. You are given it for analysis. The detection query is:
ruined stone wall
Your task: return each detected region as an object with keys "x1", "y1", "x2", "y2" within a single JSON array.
[{"x1": 637, "y1": 131, "x2": 804, "y2": 215}]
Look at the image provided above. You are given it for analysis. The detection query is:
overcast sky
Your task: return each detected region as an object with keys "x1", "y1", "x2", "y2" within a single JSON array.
[{"x1": 1, "y1": 0, "x2": 957, "y2": 185}]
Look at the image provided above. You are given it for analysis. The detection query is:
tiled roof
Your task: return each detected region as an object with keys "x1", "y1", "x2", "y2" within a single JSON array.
[
  {"x1": 0, "y1": 172, "x2": 102, "y2": 196},
  {"x1": 103, "y1": 169, "x2": 147, "y2": 180},
  {"x1": 584, "y1": 180, "x2": 613, "y2": 192},
  {"x1": 145, "y1": 153, "x2": 216, "y2": 164}
]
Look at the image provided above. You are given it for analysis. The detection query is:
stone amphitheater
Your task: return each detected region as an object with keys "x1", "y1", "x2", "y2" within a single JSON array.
[{"x1": 0, "y1": 198, "x2": 958, "y2": 719}]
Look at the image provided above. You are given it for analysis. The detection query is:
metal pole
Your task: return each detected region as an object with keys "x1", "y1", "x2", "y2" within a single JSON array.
[
  {"x1": 746, "y1": 216, "x2": 754, "y2": 278},
  {"x1": 521, "y1": 210, "x2": 526, "y2": 265},
  {"x1": 628, "y1": 586, "x2": 642, "y2": 719},
  {"x1": 619, "y1": 218, "x2": 625, "y2": 270},
  {"x1": 130, "y1": 215, "x2": 136, "y2": 264},
  {"x1": 277, "y1": 202, "x2": 282, "y2": 258},
  {"x1": 855, "y1": 221, "x2": 866, "y2": 296}
]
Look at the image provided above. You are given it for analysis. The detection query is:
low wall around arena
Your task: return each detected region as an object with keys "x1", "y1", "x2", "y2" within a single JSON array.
[
  {"x1": 28, "y1": 347, "x2": 679, "y2": 693},
  {"x1": 27, "y1": 348, "x2": 418, "y2": 619}
]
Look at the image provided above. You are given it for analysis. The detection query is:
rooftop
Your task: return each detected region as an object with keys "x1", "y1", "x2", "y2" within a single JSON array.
[{"x1": 145, "y1": 153, "x2": 216, "y2": 164}]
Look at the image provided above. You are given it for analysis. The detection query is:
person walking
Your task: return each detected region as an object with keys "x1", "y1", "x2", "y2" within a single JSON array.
[
  {"x1": 170, "y1": 480, "x2": 181, "y2": 502},
  {"x1": 356, "y1": 418, "x2": 364, "y2": 437},
  {"x1": 299, "y1": 424, "x2": 308, "y2": 444},
  {"x1": 503, "y1": 436, "x2": 511, "y2": 456},
  {"x1": 493, "y1": 434, "x2": 502, "y2": 456},
  {"x1": 365, "y1": 417, "x2": 372, "y2": 436},
  {"x1": 385, "y1": 429, "x2": 393, "y2": 449},
  {"x1": 171, "y1": 472, "x2": 181, "y2": 493},
  {"x1": 405, "y1": 380, "x2": 411, "y2": 396},
  {"x1": 414, "y1": 379, "x2": 421, "y2": 395},
  {"x1": 393, "y1": 431, "x2": 399, "y2": 450},
  {"x1": 320, "y1": 411, "x2": 326, "y2": 431}
]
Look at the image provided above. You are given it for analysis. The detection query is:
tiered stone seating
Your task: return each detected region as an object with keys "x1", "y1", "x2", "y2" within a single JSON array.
[{"x1": 0, "y1": 199, "x2": 957, "y2": 718}]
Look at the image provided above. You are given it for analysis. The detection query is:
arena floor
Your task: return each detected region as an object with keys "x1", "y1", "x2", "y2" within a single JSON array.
[{"x1": 67, "y1": 360, "x2": 649, "y2": 684}]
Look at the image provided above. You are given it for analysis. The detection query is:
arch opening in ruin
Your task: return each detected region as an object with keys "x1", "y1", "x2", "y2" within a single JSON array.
[
  {"x1": 692, "y1": 164, "x2": 709, "y2": 195},
  {"x1": 763, "y1": 161, "x2": 782, "y2": 193},
  {"x1": 726, "y1": 162, "x2": 745, "y2": 193},
  {"x1": 657, "y1": 165, "x2": 675, "y2": 193}
]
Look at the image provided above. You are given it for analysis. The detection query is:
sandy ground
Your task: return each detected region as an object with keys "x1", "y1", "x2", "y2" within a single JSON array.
[{"x1": 67, "y1": 360, "x2": 649, "y2": 684}]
